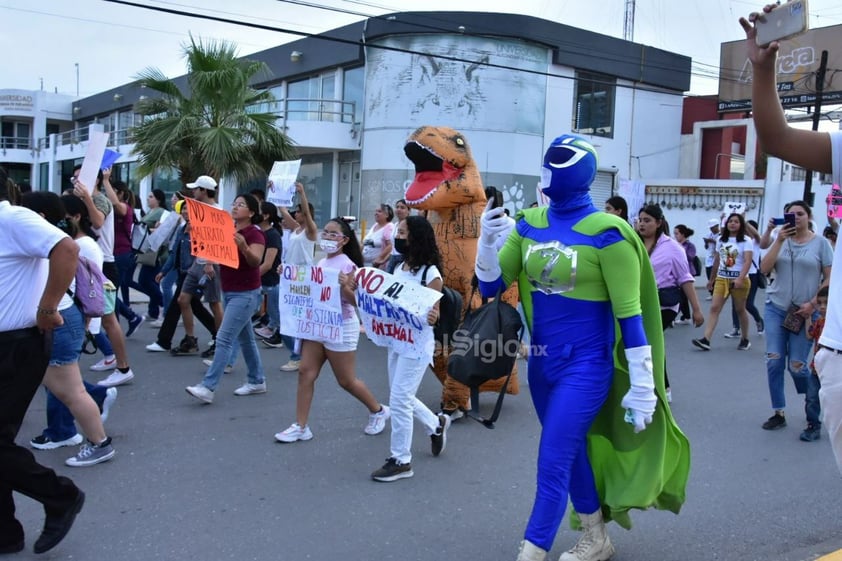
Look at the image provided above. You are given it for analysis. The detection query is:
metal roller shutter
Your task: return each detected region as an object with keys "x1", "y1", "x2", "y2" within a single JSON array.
[{"x1": 590, "y1": 170, "x2": 615, "y2": 207}]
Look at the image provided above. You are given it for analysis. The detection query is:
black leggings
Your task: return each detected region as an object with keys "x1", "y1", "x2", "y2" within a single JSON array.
[{"x1": 661, "y1": 308, "x2": 676, "y2": 390}]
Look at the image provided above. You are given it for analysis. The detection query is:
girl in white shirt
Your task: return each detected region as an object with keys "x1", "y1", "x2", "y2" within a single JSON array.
[
  {"x1": 370, "y1": 215, "x2": 450, "y2": 482},
  {"x1": 362, "y1": 203, "x2": 394, "y2": 269}
]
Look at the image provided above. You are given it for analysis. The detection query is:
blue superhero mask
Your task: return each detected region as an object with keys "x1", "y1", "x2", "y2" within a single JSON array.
[{"x1": 540, "y1": 134, "x2": 598, "y2": 211}]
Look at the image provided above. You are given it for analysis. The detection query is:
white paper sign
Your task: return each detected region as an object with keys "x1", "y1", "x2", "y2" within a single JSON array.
[
  {"x1": 147, "y1": 209, "x2": 175, "y2": 252},
  {"x1": 722, "y1": 201, "x2": 746, "y2": 215},
  {"x1": 266, "y1": 159, "x2": 301, "y2": 207},
  {"x1": 279, "y1": 264, "x2": 343, "y2": 344},
  {"x1": 77, "y1": 131, "x2": 109, "y2": 193},
  {"x1": 354, "y1": 267, "x2": 442, "y2": 359}
]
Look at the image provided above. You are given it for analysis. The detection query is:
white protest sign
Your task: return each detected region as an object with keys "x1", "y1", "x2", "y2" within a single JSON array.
[
  {"x1": 266, "y1": 160, "x2": 301, "y2": 207},
  {"x1": 147, "y1": 209, "x2": 174, "y2": 252},
  {"x1": 76, "y1": 131, "x2": 109, "y2": 193},
  {"x1": 279, "y1": 264, "x2": 343, "y2": 344},
  {"x1": 354, "y1": 267, "x2": 442, "y2": 359},
  {"x1": 722, "y1": 201, "x2": 746, "y2": 215}
]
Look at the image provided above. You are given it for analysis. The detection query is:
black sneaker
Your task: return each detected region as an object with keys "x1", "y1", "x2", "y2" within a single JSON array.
[
  {"x1": 262, "y1": 332, "x2": 284, "y2": 348},
  {"x1": 723, "y1": 328, "x2": 741, "y2": 339},
  {"x1": 371, "y1": 458, "x2": 413, "y2": 482},
  {"x1": 200, "y1": 341, "x2": 216, "y2": 359},
  {"x1": 762, "y1": 413, "x2": 787, "y2": 430},
  {"x1": 692, "y1": 337, "x2": 711, "y2": 351},
  {"x1": 170, "y1": 336, "x2": 199, "y2": 356},
  {"x1": 737, "y1": 339, "x2": 751, "y2": 351},
  {"x1": 800, "y1": 423, "x2": 821, "y2": 441},
  {"x1": 431, "y1": 413, "x2": 452, "y2": 457}
]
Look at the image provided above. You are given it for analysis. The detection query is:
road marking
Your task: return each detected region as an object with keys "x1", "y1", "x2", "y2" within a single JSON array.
[{"x1": 818, "y1": 550, "x2": 842, "y2": 561}]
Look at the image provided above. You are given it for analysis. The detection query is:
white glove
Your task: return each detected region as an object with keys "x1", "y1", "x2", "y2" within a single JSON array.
[
  {"x1": 475, "y1": 200, "x2": 506, "y2": 283},
  {"x1": 480, "y1": 199, "x2": 511, "y2": 246},
  {"x1": 621, "y1": 345, "x2": 657, "y2": 433}
]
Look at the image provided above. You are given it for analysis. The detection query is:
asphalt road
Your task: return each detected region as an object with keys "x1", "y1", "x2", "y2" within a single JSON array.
[{"x1": 10, "y1": 290, "x2": 842, "y2": 561}]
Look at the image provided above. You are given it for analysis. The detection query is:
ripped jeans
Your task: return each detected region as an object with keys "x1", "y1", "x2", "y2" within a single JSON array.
[{"x1": 764, "y1": 301, "x2": 814, "y2": 412}]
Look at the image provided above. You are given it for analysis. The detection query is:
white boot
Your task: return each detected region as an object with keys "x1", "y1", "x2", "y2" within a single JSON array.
[
  {"x1": 516, "y1": 540, "x2": 547, "y2": 561},
  {"x1": 558, "y1": 511, "x2": 615, "y2": 561}
]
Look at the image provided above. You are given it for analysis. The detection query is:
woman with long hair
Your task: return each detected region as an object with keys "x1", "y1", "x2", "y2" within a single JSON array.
[
  {"x1": 254, "y1": 201, "x2": 284, "y2": 346},
  {"x1": 20, "y1": 191, "x2": 115, "y2": 467},
  {"x1": 371, "y1": 215, "x2": 450, "y2": 482},
  {"x1": 362, "y1": 203, "x2": 394, "y2": 269},
  {"x1": 692, "y1": 212, "x2": 753, "y2": 352},
  {"x1": 274, "y1": 217, "x2": 389, "y2": 443},
  {"x1": 724, "y1": 219, "x2": 765, "y2": 339},
  {"x1": 385, "y1": 199, "x2": 411, "y2": 273},
  {"x1": 129, "y1": 188, "x2": 168, "y2": 321},
  {"x1": 185, "y1": 194, "x2": 268, "y2": 404},
  {"x1": 637, "y1": 204, "x2": 704, "y2": 401},
  {"x1": 758, "y1": 200, "x2": 832, "y2": 435},
  {"x1": 672, "y1": 224, "x2": 698, "y2": 325},
  {"x1": 604, "y1": 196, "x2": 629, "y2": 222}
]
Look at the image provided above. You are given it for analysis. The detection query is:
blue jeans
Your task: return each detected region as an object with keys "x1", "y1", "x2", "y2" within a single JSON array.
[
  {"x1": 261, "y1": 283, "x2": 280, "y2": 331},
  {"x1": 806, "y1": 369, "x2": 822, "y2": 426},
  {"x1": 135, "y1": 264, "x2": 163, "y2": 320},
  {"x1": 42, "y1": 382, "x2": 107, "y2": 441},
  {"x1": 281, "y1": 334, "x2": 301, "y2": 361},
  {"x1": 161, "y1": 268, "x2": 179, "y2": 313},
  {"x1": 114, "y1": 252, "x2": 138, "y2": 309},
  {"x1": 93, "y1": 326, "x2": 114, "y2": 358},
  {"x1": 764, "y1": 302, "x2": 814, "y2": 411},
  {"x1": 201, "y1": 289, "x2": 264, "y2": 391}
]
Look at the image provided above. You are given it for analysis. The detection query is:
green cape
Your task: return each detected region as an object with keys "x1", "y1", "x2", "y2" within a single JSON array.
[{"x1": 517, "y1": 208, "x2": 691, "y2": 530}]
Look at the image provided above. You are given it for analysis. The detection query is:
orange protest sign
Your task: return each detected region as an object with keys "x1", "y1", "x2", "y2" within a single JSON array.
[{"x1": 184, "y1": 198, "x2": 239, "y2": 268}]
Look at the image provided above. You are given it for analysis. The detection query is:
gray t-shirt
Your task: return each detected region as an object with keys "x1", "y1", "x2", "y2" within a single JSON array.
[{"x1": 767, "y1": 235, "x2": 833, "y2": 309}]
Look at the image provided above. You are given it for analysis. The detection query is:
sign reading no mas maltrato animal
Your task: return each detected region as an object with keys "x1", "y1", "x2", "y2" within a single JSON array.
[
  {"x1": 354, "y1": 267, "x2": 442, "y2": 359},
  {"x1": 184, "y1": 198, "x2": 238, "y2": 268},
  {"x1": 279, "y1": 264, "x2": 343, "y2": 344}
]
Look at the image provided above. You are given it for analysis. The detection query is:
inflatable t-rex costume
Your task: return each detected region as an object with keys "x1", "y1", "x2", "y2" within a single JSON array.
[{"x1": 403, "y1": 125, "x2": 519, "y2": 413}]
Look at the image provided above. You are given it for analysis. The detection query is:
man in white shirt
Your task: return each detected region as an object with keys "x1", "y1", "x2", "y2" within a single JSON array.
[
  {"x1": 0, "y1": 167, "x2": 86, "y2": 554},
  {"x1": 741, "y1": 8, "x2": 842, "y2": 473}
]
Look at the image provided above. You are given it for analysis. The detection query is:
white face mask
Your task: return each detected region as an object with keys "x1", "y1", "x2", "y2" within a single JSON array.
[{"x1": 319, "y1": 239, "x2": 340, "y2": 254}]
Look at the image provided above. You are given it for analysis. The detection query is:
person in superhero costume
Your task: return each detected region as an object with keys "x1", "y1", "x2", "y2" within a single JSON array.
[{"x1": 475, "y1": 134, "x2": 690, "y2": 561}]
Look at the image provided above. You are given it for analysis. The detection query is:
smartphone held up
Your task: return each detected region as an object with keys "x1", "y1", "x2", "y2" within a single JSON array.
[{"x1": 755, "y1": 0, "x2": 809, "y2": 47}]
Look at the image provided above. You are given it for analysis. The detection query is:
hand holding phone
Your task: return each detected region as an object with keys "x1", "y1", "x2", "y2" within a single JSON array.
[{"x1": 755, "y1": 0, "x2": 809, "y2": 47}]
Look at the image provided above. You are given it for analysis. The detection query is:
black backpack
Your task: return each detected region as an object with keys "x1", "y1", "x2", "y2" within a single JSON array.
[
  {"x1": 692, "y1": 255, "x2": 703, "y2": 277},
  {"x1": 421, "y1": 265, "x2": 464, "y2": 348},
  {"x1": 447, "y1": 286, "x2": 523, "y2": 428}
]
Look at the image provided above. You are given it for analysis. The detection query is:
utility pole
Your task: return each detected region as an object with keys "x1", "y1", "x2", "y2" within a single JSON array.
[
  {"x1": 75, "y1": 62, "x2": 79, "y2": 97},
  {"x1": 803, "y1": 50, "x2": 828, "y2": 207},
  {"x1": 623, "y1": 0, "x2": 635, "y2": 41}
]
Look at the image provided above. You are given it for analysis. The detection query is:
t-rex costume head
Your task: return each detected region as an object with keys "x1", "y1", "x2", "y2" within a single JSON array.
[{"x1": 540, "y1": 133, "x2": 598, "y2": 210}]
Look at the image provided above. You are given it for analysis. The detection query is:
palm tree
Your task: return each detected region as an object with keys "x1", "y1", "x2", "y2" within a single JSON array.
[{"x1": 131, "y1": 35, "x2": 297, "y2": 187}]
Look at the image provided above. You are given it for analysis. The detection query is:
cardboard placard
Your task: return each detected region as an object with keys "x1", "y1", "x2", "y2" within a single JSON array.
[
  {"x1": 184, "y1": 198, "x2": 238, "y2": 268},
  {"x1": 76, "y1": 131, "x2": 109, "y2": 193},
  {"x1": 279, "y1": 264, "x2": 343, "y2": 344},
  {"x1": 354, "y1": 267, "x2": 442, "y2": 359},
  {"x1": 266, "y1": 160, "x2": 301, "y2": 208}
]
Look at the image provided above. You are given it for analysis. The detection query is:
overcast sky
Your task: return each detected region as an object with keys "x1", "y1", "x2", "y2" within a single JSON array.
[{"x1": 3, "y1": 0, "x2": 842, "y2": 98}]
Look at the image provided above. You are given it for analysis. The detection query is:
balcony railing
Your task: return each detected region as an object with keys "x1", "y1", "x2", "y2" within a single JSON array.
[
  {"x1": 0, "y1": 136, "x2": 31, "y2": 149},
  {"x1": 37, "y1": 97, "x2": 358, "y2": 149}
]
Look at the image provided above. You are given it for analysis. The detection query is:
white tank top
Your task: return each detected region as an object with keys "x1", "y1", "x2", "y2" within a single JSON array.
[{"x1": 285, "y1": 228, "x2": 315, "y2": 265}]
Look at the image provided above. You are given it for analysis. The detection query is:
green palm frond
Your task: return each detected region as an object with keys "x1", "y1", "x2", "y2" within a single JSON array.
[{"x1": 129, "y1": 34, "x2": 297, "y2": 186}]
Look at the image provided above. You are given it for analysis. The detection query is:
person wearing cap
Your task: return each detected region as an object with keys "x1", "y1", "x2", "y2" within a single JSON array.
[
  {"x1": 173, "y1": 176, "x2": 224, "y2": 357},
  {"x1": 702, "y1": 218, "x2": 721, "y2": 301}
]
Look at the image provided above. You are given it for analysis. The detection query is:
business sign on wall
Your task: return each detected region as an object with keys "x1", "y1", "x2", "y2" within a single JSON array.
[
  {"x1": 364, "y1": 35, "x2": 548, "y2": 133},
  {"x1": 0, "y1": 91, "x2": 35, "y2": 114},
  {"x1": 718, "y1": 24, "x2": 842, "y2": 113}
]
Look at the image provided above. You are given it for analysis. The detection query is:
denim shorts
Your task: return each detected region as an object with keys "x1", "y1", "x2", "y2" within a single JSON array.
[
  {"x1": 324, "y1": 315, "x2": 361, "y2": 353},
  {"x1": 49, "y1": 304, "x2": 85, "y2": 366}
]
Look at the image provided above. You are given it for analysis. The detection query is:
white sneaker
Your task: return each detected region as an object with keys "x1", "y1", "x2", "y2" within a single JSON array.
[
  {"x1": 100, "y1": 387, "x2": 118, "y2": 423},
  {"x1": 202, "y1": 359, "x2": 232, "y2": 373},
  {"x1": 149, "y1": 318, "x2": 164, "y2": 328},
  {"x1": 233, "y1": 382, "x2": 267, "y2": 396},
  {"x1": 254, "y1": 326, "x2": 275, "y2": 339},
  {"x1": 274, "y1": 423, "x2": 313, "y2": 443},
  {"x1": 364, "y1": 405, "x2": 390, "y2": 435},
  {"x1": 279, "y1": 360, "x2": 300, "y2": 372},
  {"x1": 146, "y1": 342, "x2": 168, "y2": 352},
  {"x1": 185, "y1": 384, "x2": 214, "y2": 404},
  {"x1": 30, "y1": 433, "x2": 83, "y2": 450},
  {"x1": 97, "y1": 369, "x2": 134, "y2": 387},
  {"x1": 90, "y1": 355, "x2": 116, "y2": 371}
]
